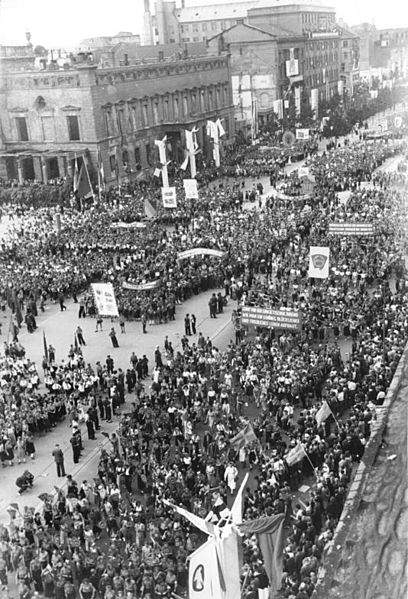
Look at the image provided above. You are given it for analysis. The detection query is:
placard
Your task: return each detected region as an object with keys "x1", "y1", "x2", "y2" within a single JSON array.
[
  {"x1": 183, "y1": 178, "x2": 199, "y2": 199},
  {"x1": 241, "y1": 306, "x2": 302, "y2": 330},
  {"x1": 296, "y1": 128, "x2": 310, "y2": 140},
  {"x1": 308, "y1": 246, "x2": 329, "y2": 279},
  {"x1": 329, "y1": 223, "x2": 374, "y2": 236},
  {"x1": 91, "y1": 283, "x2": 119, "y2": 317},
  {"x1": 161, "y1": 186, "x2": 177, "y2": 208}
]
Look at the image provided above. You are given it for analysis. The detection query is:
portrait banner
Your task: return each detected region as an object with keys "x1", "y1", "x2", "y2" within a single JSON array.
[{"x1": 91, "y1": 283, "x2": 119, "y2": 317}]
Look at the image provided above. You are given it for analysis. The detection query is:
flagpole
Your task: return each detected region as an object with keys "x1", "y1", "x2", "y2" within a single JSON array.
[
  {"x1": 327, "y1": 403, "x2": 341, "y2": 429},
  {"x1": 83, "y1": 156, "x2": 94, "y2": 200}
]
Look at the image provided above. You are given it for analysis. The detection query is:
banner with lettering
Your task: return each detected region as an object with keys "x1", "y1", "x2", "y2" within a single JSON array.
[
  {"x1": 122, "y1": 280, "x2": 161, "y2": 291},
  {"x1": 329, "y1": 223, "x2": 374, "y2": 236},
  {"x1": 183, "y1": 178, "x2": 199, "y2": 199},
  {"x1": 296, "y1": 128, "x2": 310, "y2": 140},
  {"x1": 161, "y1": 187, "x2": 177, "y2": 208},
  {"x1": 91, "y1": 283, "x2": 119, "y2": 317},
  {"x1": 110, "y1": 221, "x2": 147, "y2": 229},
  {"x1": 177, "y1": 248, "x2": 225, "y2": 260}
]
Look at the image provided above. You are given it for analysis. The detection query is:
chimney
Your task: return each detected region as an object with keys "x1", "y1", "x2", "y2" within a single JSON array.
[{"x1": 143, "y1": 0, "x2": 153, "y2": 45}]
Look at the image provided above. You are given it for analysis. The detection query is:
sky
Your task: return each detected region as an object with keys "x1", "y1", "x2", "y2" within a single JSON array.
[{"x1": 0, "y1": 0, "x2": 407, "y2": 49}]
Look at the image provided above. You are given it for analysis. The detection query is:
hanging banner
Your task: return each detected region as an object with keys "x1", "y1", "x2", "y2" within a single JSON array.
[
  {"x1": 286, "y1": 59, "x2": 299, "y2": 77},
  {"x1": 308, "y1": 246, "x2": 330, "y2": 279},
  {"x1": 183, "y1": 178, "x2": 199, "y2": 199},
  {"x1": 161, "y1": 186, "x2": 177, "y2": 208},
  {"x1": 296, "y1": 128, "x2": 310, "y2": 140},
  {"x1": 328, "y1": 223, "x2": 374, "y2": 236},
  {"x1": 298, "y1": 166, "x2": 310, "y2": 178},
  {"x1": 241, "y1": 306, "x2": 302, "y2": 330},
  {"x1": 177, "y1": 248, "x2": 226, "y2": 260},
  {"x1": 273, "y1": 99, "x2": 283, "y2": 119},
  {"x1": 294, "y1": 86, "x2": 301, "y2": 116},
  {"x1": 311, "y1": 88, "x2": 319, "y2": 116},
  {"x1": 91, "y1": 283, "x2": 119, "y2": 317},
  {"x1": 123, "y1": 280, "x2": 161, "y2": 291},
  {"x1": 155, "y1": 136, "x2": 169, "y2": 187},
  {"x1": 270, "y1": 189, "x2": 311, "y2": 202},
  {"x1": 338, "y1": 79, "x2": 344, "y2": 96}
]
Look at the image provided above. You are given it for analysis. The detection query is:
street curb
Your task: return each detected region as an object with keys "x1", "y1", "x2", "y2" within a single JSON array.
[{"x1": 311, "y1": 340, "x2": 408, "y2": 598}]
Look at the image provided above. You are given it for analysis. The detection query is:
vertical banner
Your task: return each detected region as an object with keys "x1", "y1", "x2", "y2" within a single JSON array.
[
  {"x1": 308, "y1": 246, "x2": 330, "y2": 279},
  {"x1": 183, "y1": 178, "x2": 199, "y2": 199},
  {"x1": 294, "y1": 86, "x2": 301, "y2": 116},
  {"x1": 161, "y1": 186, "x2": 177, "y2": 208},
  {"x1": 189, "y1": 538, "x2": 224, "y2": 599},
  {"x1": 217, "y1": 526, "x2": 241, "y2": 599},
  {"x1": 154, "y1": 136, "x2": 169, "y2": 187},
  {"x1": 182, "y1": 127, "x2": 199, "y2": 178},
  {"x1": 91, "y1": 283, "x2": 119, "y2": 317},
  {"x1": 273, "y1": 99, "x2": 283, "y2": 119},
  {"x1": 338, "y1": 79, "x2": 344, "y2": 96},
  {"x1": 207, "y1": 120, "x2": 225, "y2": 168},
  {"x1": 310, "y1": 88, "x2": 319, "y2": 118}
]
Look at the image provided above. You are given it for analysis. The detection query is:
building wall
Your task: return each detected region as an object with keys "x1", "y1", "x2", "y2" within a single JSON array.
[
  {"x1": 247, "y1": 5, "x2": 336, "y2": 37},
  {"x1": 0, "y1": 53, "x2": 234, "y2": 183}
]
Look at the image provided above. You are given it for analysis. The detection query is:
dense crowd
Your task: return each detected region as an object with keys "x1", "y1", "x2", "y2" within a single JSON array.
[{"x1": 0, "y1": 127, "x2": 407, "y2": 599}]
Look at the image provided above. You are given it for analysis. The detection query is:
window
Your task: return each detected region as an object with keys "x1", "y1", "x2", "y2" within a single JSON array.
[
  {"x1": 202, "y1": 22, "x2": 207, "y2": 31},
  {"x1": 193, "y1": 24, "x2": 198, "y2": 32},
  {"x1": 142, "y1": 103, "x2": 148, "y2": 127},
  {"x1": 67, "y1": 115, "x2": 80, "y2": 141},
  {"x1": 153, "y1": 101, "x2": 159, "y2": 124},
  {"x1": 15, "y1": 116, "x2": 29, "y2": 141},
  {"x1": 145, "y1": 142, "x2": 151, "y2": 166},
  {"x1": 174, "y1": 97, "x2": 179, "y2": 119},
  {"x1": 109, "y1": 154, "x2": 117, "y2": 176},
  {"x1": 211, "y1": 21, "x2": 217, "y2": 30},
  {"x1": 117, "y1": 109, "x2": 125, "y2": 134},
  {"x1": 134, "y1": 147, "x2": 141, "y2": 170},
  {"x1": 131, "y1": 105, "x2": 138, "y2": 130},
  {"x1": 163, "y1": 98, "x2": 169, "y2": 121},
  {"x1": 105, "y1": 110, "x2": 114, "y2": 136},
  {"x1": 183, "y1": 95, "x2": 188, "y2": 116}
]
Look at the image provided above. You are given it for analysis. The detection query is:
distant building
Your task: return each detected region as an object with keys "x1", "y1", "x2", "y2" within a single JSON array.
[
  {"x1": 79, "y1": 31, "x2": 141, "y2": 50},
  {"x1": 351, "y1": 24, "x2": 408, "y2": 78},
  {"x1": 0, "y1": 44, "x2": 234, "y2": 184}
]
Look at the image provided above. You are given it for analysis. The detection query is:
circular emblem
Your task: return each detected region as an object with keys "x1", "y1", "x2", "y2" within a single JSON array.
[
  {"x1": 192, "y1": 564, "x2": 205, "y2": 591},
  {"x1": 311, "y1": 254, "x2": 328, "y2": 270}
]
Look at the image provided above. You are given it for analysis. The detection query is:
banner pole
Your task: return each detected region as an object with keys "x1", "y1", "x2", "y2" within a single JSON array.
[{"x1": 301, "y1": 444, "x2": 318, "y2": 478}]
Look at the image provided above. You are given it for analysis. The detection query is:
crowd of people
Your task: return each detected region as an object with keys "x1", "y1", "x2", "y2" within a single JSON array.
[{"x1": 0, "y1": 123, "x2": 407, "y2": 599}]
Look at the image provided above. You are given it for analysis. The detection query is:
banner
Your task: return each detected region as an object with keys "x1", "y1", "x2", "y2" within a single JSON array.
[
  {"x1": 273, "y1": 99, "x2": 283, "y2": 119},
  {"x1": 328, "y1": 223, "x2": 374, "y2": 236},
  {"x1": 294, "y1": 86, "x2": 301, "y2": 116},
  {"x1": 241, "y1": 306, "x2": 302, "y2": 330},
  {"x1": 285, "y1": 441, "x2": 306, "y2": 466},
  {"x1": 286, "y1": 58, "x2": 299, "y2": 77},
  {"x1": 296, "y1": 128, "x2": 310, "y2": 140},
  {"x1": 216, "y1": 526, "x2": 241, "y2": 599},
  {"x1": 270, "y1": 188, "x2": 311, "y2": 202},
  {"x1": 230, "y1": 422, "x2": 258, "y2": 450},
  {"x1": 394, "y1": 116, "x2": 403, "y2": 128},
  {"x1": 177, "y1": 248, "x2": 225, "y2": 260},
  {"x1": 144, "y1": 197, "x2": 157, "y2": 218},
  {"x1": 189, "y1": 539, "x2": 224, "y2": 599},
  {"x1": 308, "y1": 246, "x2": 329, "y2": 279},
  {"x1": 239, "y1": 514, "x2": 285, "y2": 596},
  {"x1": 338, "y1": 79, "x2": 344, "y2": 96},
  {"x1": 91, "y1": 283, "x2": 119, "y2": 317},
  {"x1": 298, "y1": 166, "x2": 310, "y2": 178},
  {"x1": 311, "y1": 88, "x2": 319, "y2": 116},
  {"x1": 161, "y1": 186, "x2": 177, "y2": 208},
  {"x1": 122, "y1": 280, "x2": 160, "y2": 291},
  {"x1": 230, "y1": 473, "x2": 249, "y2": 525},
  {"x1": 155, "y1": 136, "x2": 169, "y2": 187},
  {"x1": 183, "y1": 178, "x2": 199, "y2": 199},
  {"x1": 315, "y1": 401, "x2": 332, "y2": 426},
  {"x1": 163, "y1": 499, "x2": 215, "y2": 536},
  {"x1": 110, "y1": 221, "x2": 147, "y2": 229}
]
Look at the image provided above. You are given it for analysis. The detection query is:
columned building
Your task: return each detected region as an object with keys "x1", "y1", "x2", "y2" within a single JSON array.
[{"x1": 0, "y1": 45, "x2": 234, "y2": 185}]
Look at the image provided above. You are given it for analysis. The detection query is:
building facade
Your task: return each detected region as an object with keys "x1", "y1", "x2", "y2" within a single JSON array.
[{"x1": 0, "y1": 45, "x2": 234, "y2": 185}]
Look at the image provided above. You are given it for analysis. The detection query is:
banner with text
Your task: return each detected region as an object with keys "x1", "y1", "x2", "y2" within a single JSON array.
[
  {"x1": 329, "y1": 223, "x2": 374, "y2": 236},
  {"x1": 242, "y1": 306, "x2": 302, "y2": 330},
  {"x1": 183, "y1": 178, "x2": 199, "y2": 199},
  {"x1": 91, "y1": 283, "x2": 119, "y2": 317},
  {"x1": 122, "y1": 280, "x2": 161, "y2": 291},
  {"x1": 296, "y1": 128, "x2": 310, "y2": 140},
  {"x1": 177, "y1": 248, "x2": 225, "y2": 260},
  {"x1": 110, "y1": 221, "x2": 147, "y2": 229},
  {"x1": 161, "y1": 186, "x2": 177, "y2": 208}
]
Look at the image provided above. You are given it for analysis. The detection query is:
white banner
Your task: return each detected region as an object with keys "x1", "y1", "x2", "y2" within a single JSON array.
[
  {"x1": 161, "y1": 186, "x2": 177, "y2": 208},
  {"x1": 338, "y1": 79, "x2": 344, "y2": 95},
  {"x1": 273, "y1": 99, "x2": 283, "y2": 119},
  {"x1": 294, "y1": 86, "x2": 301, "y2": 116},
  {"x1": 110, "y1": 221, "x2": 147, "y2": 229},
  {"x1": 308, "y1": 246, "x2": 330, "y2": 279},
  {"x1": 286, "y1": 59, "x2": 299, "y2": 77},
  {"x1": 183, "y1": 178, "x2": 199, "y2": 199},
  {"x1": 189, "y1": 538, "x2": 224, "y2": 599},
  {"x1": 177, "y1": 248, "x2": 225, "y2": 260},
  {"x1": 296, "y1": 128, "x2": 310, "y2": 140},
  {"x1": 311, "y1": 88, "x2": 319, "y2": 116},
  {"x1": 122, "y1": 280, "x2": 160, "y2": 291},
  {"x1": 91, "y1": 283, "x2": 119, "y2": 317},
  {"x1": 298, "y1": 166, "x2": 310, "y2": 178}
]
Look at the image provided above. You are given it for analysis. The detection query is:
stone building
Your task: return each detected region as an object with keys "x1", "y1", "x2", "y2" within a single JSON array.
[{"x1": 0, "y1": 44, "x2": 234, "y2": 185}]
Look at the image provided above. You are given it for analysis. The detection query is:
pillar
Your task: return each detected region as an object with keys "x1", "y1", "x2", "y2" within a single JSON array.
[
  {"x1": 33, "y1": 157, "x2": 42, "y2": 182},
  {"x1": 17, "y1": 158, "x2": 24, "y2": 186},
  {"x1": 57, "y1": 155, "x2": 66, "y2": 178},
  {"x1": 41, "y1": 157, "x2": 48, "y2": 184}
]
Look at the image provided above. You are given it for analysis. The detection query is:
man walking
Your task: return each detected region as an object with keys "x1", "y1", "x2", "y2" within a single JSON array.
[
  {"x1": 70, "y1": 433, "x2": 81, "y2": 464},
  {"x1": 191, "y1": 314, "x2": 197, "y2": 335},
  {"x1": 184, "y1": 314, "x2": 192, "y2": 336},
  {"x1": 76, "y1": 326, "x2": 86, "y2": 346},
  {"x1": 52, "y1": 444, "x2": 65, "y2": 477}
]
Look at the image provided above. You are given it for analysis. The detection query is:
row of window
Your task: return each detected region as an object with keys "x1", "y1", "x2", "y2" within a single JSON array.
[
  {"x1": 180, "y1": 19, "x2": 237, "y2": 34},
  {"x1": 14, "y1": 115, "x2": 80, "y2": 142},
  {"x1": 104, "y1": 87, "x2": 229, "y2": 137}
]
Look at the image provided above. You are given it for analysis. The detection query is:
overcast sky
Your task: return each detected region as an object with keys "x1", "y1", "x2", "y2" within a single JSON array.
[{"x1": 0, "y1": 0, "x2": 407, "y2": 48}]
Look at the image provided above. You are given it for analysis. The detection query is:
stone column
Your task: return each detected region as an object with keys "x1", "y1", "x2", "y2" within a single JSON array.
[
  {"x1": 17, "y1": 158, "x2": 24, "y2": 185},
  {"x1": 57, "y1": 155, "x2": 66, "y2": 178},
  {"x1": 41, "y1": 157, "x2": 48, "y2": 184}
]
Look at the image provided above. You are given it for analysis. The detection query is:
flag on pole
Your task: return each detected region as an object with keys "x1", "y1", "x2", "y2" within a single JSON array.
[
  {"x1": 239, "y1": 514, "x2": 285, "y2": 596},
  {"x1": 76, "y1": 163, "x2": 93, "y2": 200},
  {"x1": 188, "y1": 538, "x2": 224, "y2": 599},
  {"x1": 308, "y1": 246, "x2": 330, "y2": 279},
  {"x1": 315, "y1": 401, "x2": 332, "y2": 426},
  {"x1": 285, "y1": 441, "x2": 307, "y2": 466},
  {"x1": 230, "y1": 473, "x2": 249, "y2": 525},
  {"x1": 163, "y1": 499, "x2": 216, "y2": 536},
  {"x1": 230, "y1": 422, "x2": 258, "y2": 450},
  {"x1": 43, "y1": 331, "x2": 49, "y2": 361}
]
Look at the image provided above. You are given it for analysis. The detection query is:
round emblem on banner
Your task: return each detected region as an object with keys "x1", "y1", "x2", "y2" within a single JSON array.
[
  {"x1": 282, "y1": 130, "x2": 295, "y2": 147},
  {"x1": 192, "y1": 564, "x2": 205, "y2": 591},
  {"x1": 311, "y1": 254, "x2": 327, "y2": 270}
]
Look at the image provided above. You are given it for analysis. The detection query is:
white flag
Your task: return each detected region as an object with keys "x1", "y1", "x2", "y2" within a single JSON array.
[
  {"x1": 189, "y1": 538, "x2": 224, "y2": 599},
  {"x1": 163, "y1": 499, "x2": 215, "y2": 536},
  {"x1": 315, "y1": 401, "x2": 332, "y2": 426},
  {"x1": 308, "y1": 246, "x2": 330, "y2": 279},
  {"x1": 216, "y1": 118, "x2": 226, "y2": 137},
  {"x1": 285, "y1": 441, "x2": 306, "y2": 466},
  {"x1": 230, "y1": 472, "x2": 249, "y2": 525}
]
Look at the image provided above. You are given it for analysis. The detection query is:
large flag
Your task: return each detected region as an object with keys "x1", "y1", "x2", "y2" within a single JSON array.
[
  {"x1": 154, "y1": 136, "x2": 169, "y2": 187},
  {"x1": 216, "y1": 118, "x2": 226, "y2": 138},
  {"x1": 230, "y1": 422, "x2": 258, "y2": 450},
  {"x1": 43, "y1": 331, "x2": 49, "y2": 361},
  {"x1": 91, "y1": 283, "x2": 119, "y2": 318},
  {"x1": 76, "y1": 163, "x2": 93, "y2": 200},
  {"x1": 189, "y1": 538, "x2": 224, "y2": 599},
  {"x1": 144, "y1": 197, "x2": 157, "y2": 218},
  {"x1": 230, "y1": 472, "x2": 249, "y2": 525},
  {"x1": 315, "y1": 401, "x2": 332, "y2": 426},
  {"x1": 285, "y1": 441, "x2": 306, "y2": 466},
  {"x1": 239, "y1": 514, "x2": 285, "y2": 596},
  {"x1": 308, "y1": 246, "x2": 330, "y2": 279},
  {"x1": 163, "y1": 499, "x2": 216, "y2": 536},
  {"x1": 216, "y1": 525, "x2": 240, "y2": 599}
]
